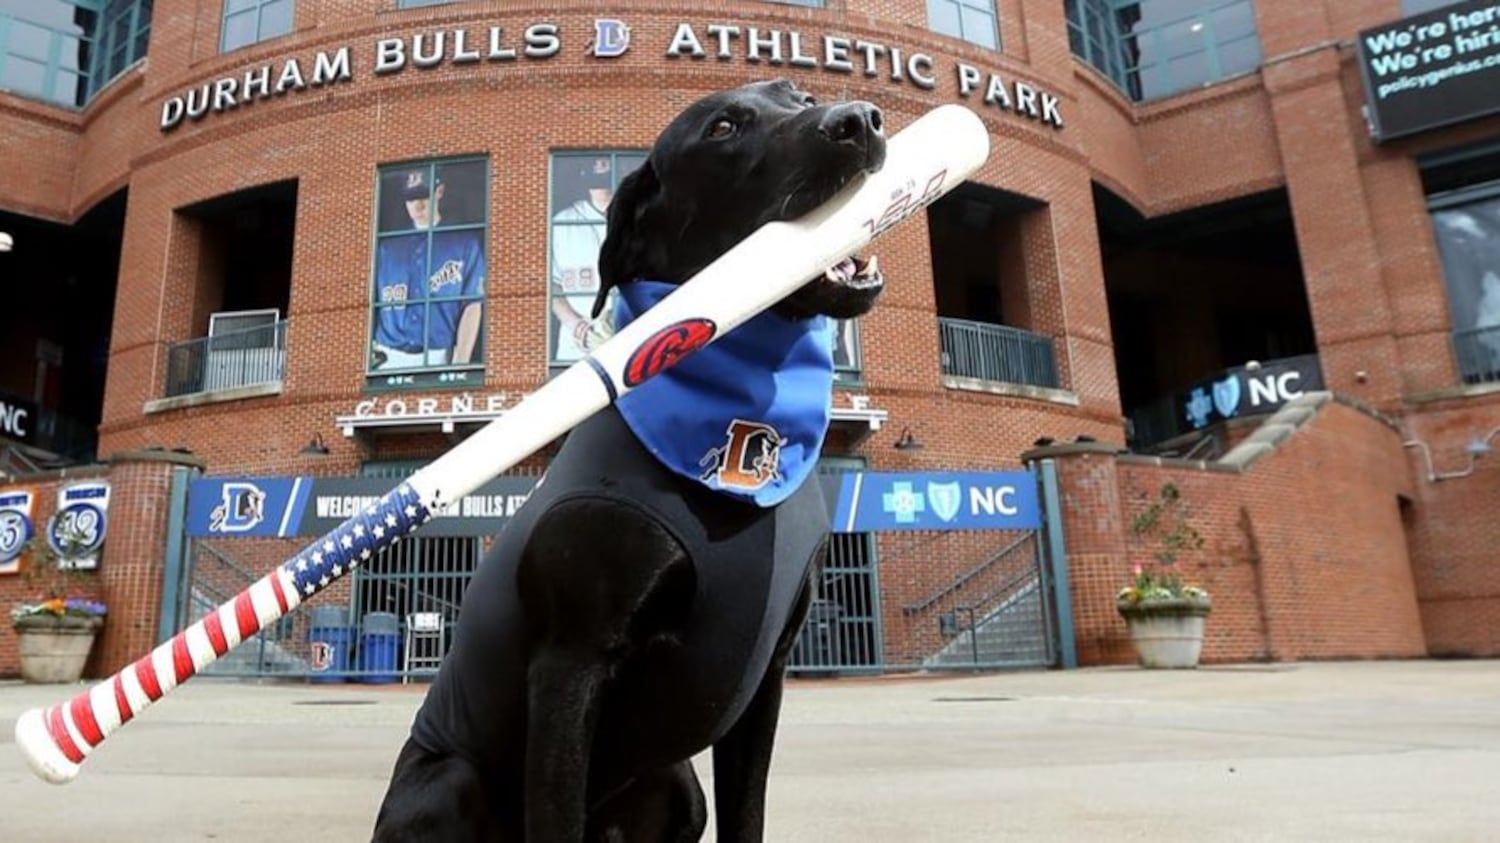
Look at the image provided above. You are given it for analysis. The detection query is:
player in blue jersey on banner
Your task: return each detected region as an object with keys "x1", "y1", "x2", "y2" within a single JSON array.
[{"x1": 371, "y1": 168, "x2": 485, "y2": 371}]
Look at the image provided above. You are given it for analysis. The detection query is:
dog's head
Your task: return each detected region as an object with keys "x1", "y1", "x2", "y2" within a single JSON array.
[{"x1": 595, "y1": 79, "x2": 887, "y2": 321}]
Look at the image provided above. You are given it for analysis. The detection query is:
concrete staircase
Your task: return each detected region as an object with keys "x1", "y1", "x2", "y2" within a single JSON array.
[{"x1": 925, "y1": 576, "x2": 1051, "y2": 668}]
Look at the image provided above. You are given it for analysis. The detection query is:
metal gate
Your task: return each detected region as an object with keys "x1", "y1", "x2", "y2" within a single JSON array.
[
  {"x1": 788, "y1": 531, "x2": 883, "y2": 675},
  {"x1": 786, "y1": 527, "x2": 1057, "y2": 675}
]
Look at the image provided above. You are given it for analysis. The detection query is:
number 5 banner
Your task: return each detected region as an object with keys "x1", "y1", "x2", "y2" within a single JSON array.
[
  {"x1": 51, "y1": 481, "x2": 110, "y2": 571},
  {"x1": 0, "y1": 487, "x2": 37, "y2": 575}
]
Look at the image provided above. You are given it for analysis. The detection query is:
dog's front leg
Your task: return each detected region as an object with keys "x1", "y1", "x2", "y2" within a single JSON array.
[
  {"x1": 518, "y1": 496, "x2": 697, "y2": 841},
  {"x1": 525, "y1": 649, "x2": 607, "y2": 841},
  {"x1": 712, "y1": 575, "x2": 817, "y2": 842}
]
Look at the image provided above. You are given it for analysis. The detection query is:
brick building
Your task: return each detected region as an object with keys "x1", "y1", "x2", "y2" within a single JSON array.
[{"x1": 0, "y1": 0, "x2": 1497, "y2": 678}]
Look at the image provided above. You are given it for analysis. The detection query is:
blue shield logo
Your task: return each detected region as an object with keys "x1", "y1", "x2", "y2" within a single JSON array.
[
  {"x1": 209, "y1": 482, "x2": 267, "y2": 534},
  {"x1": 1211, "y1": 376, "x2": 1241, "y2": 419},
  {"x1": 927, "y1": 482, "x2": 962, "y2": 523},
  {"x1": 590, "y1": 19, "x2": 631, "y2": 57}
]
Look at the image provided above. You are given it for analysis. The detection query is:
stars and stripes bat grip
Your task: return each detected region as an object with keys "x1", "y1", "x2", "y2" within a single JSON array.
[{"x1": 14, "y1": 102, "x2": 990, "y2": 784}]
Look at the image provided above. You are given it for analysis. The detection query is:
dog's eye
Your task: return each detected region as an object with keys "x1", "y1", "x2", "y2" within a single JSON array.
[
  {"x1": 801, "y1": 95, "x2": 818, "y2": 108},
  {"x1": 707, "y1": 118, "x2": 737, "y2": 140}
]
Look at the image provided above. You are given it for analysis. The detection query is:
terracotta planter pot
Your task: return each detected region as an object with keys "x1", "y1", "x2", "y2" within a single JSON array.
[
  {"x1": 1117, "y1": 597, "x2": 1211, "y2": 669},
  {"x1": 13, "y1": 615, "x2": 103, "y2": 684}
]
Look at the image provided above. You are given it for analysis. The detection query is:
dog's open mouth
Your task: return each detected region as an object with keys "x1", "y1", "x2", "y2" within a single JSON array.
[{"x1": 823, "y1": 254, "x2": 883, "y2": 290}]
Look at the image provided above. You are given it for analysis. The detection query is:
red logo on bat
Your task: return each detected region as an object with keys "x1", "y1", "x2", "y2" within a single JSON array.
[{"x1": 623, "y1": 319, "x2": 717, "y2": 386}]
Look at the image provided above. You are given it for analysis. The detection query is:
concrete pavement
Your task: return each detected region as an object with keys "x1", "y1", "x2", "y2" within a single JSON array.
[{"x1": 2, "y1": 659, "x2": 1498, "y2": 841}]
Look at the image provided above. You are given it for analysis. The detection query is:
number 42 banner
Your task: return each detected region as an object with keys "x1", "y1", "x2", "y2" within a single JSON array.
[{"x1": 51, "y1": 481, "x2": 110, "y2": 571}]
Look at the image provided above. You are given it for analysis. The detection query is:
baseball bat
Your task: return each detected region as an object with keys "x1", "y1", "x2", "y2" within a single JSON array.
[{"x1": 15, "y1": 103, "x2": 990, "y2": 785}]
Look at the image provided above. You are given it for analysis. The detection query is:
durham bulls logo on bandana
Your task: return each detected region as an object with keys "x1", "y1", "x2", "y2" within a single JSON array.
[{"x1": 699, "y1": 420, "x2": 786, "y2": 491}]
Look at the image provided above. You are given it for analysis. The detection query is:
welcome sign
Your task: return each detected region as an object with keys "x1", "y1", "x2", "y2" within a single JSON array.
[{"x1": 187, "y1": 470, "x2": 1040, "y2": 537}]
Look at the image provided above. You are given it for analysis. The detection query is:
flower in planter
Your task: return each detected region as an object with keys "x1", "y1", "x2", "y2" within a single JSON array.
[
  {"x1": 1119, "y1": 482, "x2": 1211, "y2": 616},
  {"x1": 10, "y1": 530, "x2": 107, "y2": 630},
  {"x1": 1117, "y1": 563, "x2": 1211, "y2": 612},
  {"x1": 11, "y1": 597, "x2": 109, "y2": 623}
]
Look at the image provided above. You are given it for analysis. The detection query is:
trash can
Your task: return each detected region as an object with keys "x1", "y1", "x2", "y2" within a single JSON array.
[
  {"x1": 791, "y1": 599, "x2": 843, "y2": 674},
  {"x1": 307, "y1": 605, "x2": 351, "y2": 684},
  {"x1": 357, "y1": 611, "x2": 401, "y2": 684}
]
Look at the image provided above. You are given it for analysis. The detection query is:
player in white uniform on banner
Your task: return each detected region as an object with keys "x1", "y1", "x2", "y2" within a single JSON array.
[{"x1": 550, "y1": 156, "x2": 638, "y2": 363}]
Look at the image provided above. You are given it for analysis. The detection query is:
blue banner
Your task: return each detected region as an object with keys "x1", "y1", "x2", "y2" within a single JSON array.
[
  {"x1": 189, "y1": 470, "x2": 1041, "y2": 537},
  {"x1": 187, "y1": 477, "x2": 312, "y2": 537},
  {"x1": 829, "y1": 470, "x2": 1040, "y2": 533}
]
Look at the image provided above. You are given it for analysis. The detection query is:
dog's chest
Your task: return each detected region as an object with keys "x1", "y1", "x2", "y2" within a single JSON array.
[{"x1": 542, "y1": 407, "x2": 828, "y2": 750}]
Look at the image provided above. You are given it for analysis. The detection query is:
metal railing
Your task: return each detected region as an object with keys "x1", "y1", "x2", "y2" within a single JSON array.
[
  {"x1": 187, "y1": 540, "x2": 307, "y2": 677},
  {"x1": 1454, "y1": 325, "x2": 1500, "y2": 386},
  {"x1": 938, "y1": 318, "x2": 1059, "y2": 389},
  {"x1": 165, "y1": 320, "x2": 288, "y2": 398},
  {"x1": 898, "y1": 532, "x2": 1055, "y2": 669},
  {"x1": 904, "y1": 531, "x2": 1036, "y2": 617}
]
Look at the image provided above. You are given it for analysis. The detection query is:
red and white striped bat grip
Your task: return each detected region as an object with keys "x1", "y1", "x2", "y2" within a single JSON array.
[{"x1": 16, "y1": 567, "x2": 303, "y2": 783}]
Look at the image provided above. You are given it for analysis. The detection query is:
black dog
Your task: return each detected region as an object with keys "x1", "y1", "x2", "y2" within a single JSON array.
[{"x1": 373, "y1": 79, "x2": 886, "y2": 841}]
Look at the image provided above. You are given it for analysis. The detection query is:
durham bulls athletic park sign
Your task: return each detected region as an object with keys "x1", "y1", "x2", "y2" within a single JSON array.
[{"x1": 158, "y1": 19, "x2": 1065, "y2": 133}]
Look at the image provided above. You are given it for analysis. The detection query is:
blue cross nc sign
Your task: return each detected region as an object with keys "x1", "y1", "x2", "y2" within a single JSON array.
[{"x1": 829, "y1": 470, "x2": 1040, "y2": 533}]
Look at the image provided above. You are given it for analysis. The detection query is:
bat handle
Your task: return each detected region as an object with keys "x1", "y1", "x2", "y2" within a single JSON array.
[{"x1": 13, "y1": 483, "x2": 432, "y2": 784}]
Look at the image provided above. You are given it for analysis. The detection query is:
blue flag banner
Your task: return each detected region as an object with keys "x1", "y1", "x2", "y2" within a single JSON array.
[
  {"x1": 187, "y1": 477, "x2": 312, "y2": 538},
  {"x1": 829, "y1": 470, "x2": 1040, "y2": 533},
  {"x1": 188, "y1": 470, "x2": 1041, "y2": 537}
]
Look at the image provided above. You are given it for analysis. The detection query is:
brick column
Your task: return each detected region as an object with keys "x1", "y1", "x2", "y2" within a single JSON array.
[
  {"x1": 1024, "y1": 442, "x2": 1133, "y2": 665},
  {"x1": 1255, "y1": 3, "x2": 1404, "y2": 408},
  {"x1": 90, "y1": 449, "x2": 205, "y2": 677}
]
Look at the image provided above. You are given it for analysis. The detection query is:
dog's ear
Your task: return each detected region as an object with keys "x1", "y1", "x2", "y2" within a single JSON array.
[{"x1": 594, "y1": 161, "x2": 661, "y2": 318}]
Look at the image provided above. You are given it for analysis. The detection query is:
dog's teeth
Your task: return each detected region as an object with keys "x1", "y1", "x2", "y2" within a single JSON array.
[{"x1": 862, "y1": 255, "x2": 879, "y2": 276}]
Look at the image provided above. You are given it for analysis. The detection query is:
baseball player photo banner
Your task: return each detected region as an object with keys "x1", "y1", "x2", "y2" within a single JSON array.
[
  {"x1": 548, "y1": 151, "x2": 646, "y2": 366},
  {"x1": 369, "y1": 157, "x2": 489, "y2": 390},
  {"x1": 0, "y1": 487, "x2": 37, "y2": 576}
]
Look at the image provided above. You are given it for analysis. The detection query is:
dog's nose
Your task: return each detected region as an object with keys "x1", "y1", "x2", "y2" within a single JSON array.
[{"x1": 818, "y1": 103, "x2": 884, "y2": 145}]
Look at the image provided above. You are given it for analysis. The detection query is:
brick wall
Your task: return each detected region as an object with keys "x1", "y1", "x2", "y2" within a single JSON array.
[
  {"x1": 1052, "y1": 399, "x2": 1427, "y2": 666},
  {"x1": 1400, "y1": 391, "x2": 1500, "y2": 656},
  {"x1": 0, "y1": 451, "x2": 197, "y2": 679},
  {"x1": 0, "y1": 470, "x2": 108, "y2": 677}
]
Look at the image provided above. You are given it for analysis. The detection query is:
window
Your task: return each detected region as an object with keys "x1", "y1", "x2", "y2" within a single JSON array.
[
  {"x1": 221, "y1": 0, "x2": 293, "y2": 53},
  {"x1": 832, "y1": 319, "x2": 863, "y2": 383},
  {"x1": 546, "y1": 151, "x2": 863, "y2": 378},
  {"x1": 929, "y1": 0, "x2": 999, "y2": 50},
  {"x1": 1065, "y1": 0, "x2": 1262, "y2": 101},
  {"x1": 369, "y1": 158, "x2": 488, "y2": 390},
  {"x1": 548, "y1": 152, "x2": 646, "y2": 367},
  {"x1": 1403, "y1": 0, "x2": 1464, "y2": 14},
  {"x1": 0, "y1": 1, "x2": 94, "y2": 107},
  {"x1": 1429, "y1": 181, "x2": 1500, "y2": 384},
  {"x1": 89, "y1": 0, "x2": 151, "y2": 96},
  {"x1": 0, "y1": 1, "x2": 152, "y2": 107}
]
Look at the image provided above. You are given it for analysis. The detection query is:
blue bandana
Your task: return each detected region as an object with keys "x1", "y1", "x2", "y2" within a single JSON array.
[{"x1": 612, "y1": 280, "x2": 835, "y2": 507}]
